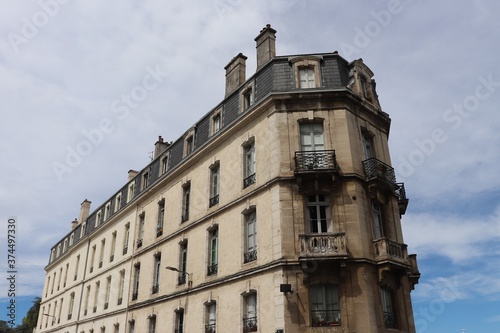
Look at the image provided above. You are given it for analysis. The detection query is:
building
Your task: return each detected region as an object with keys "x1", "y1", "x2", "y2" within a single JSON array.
[{"x1": 36, "y1": 24, "x2": 420, "y2": 333}]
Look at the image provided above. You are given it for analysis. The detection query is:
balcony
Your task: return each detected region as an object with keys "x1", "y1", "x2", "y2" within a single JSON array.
[
  {"x1": 373, "y1": 238, "x2": 408, "y2": 264},
  {"x1": 243, "y1": 173, "x2": 256, "y2": 188},
  {"x1": 207, "y1": 264, "x2": 218, "y2": 276},
  {"x1": 299, "y1": 233, "x2": 347, "y2": 258},
  {"x1": 132, "y1": 292, "x2": 138, "y2": 301},
  {"x1": 152, "y1": 284, "x2": 159, "y2": 294},
  {"x1": 295, "y1": 150, "x2": 339, "y2": 173},
  {"x1": 136, "y1": 239, "x2": 143, "y2": 248},
  {"x1": 181, "y1": 212, "x2": 189, "y2": 223},
  {"x1": 243, "y1": 250, "x2": 257, "y2": 263},
  {"x1": 311, "y1": 309, "x2": 341, "y2": 327},
  {"x1": 205, "y1": 323, "x2": 216, "y2": 333},
  {"x1": 209, "y1": 195, "x2": 219, "y2": 207},
  {"x1": 157, "y1": 227, "x2": 163, "y2": 237},
  {"x1": 363, "y1": 157, "x2": 396, "y2": 184},
  {"x1": 395, "y1": 182, "x2": 409, "y2": 216},
  {"x1": 242, "y1": 316, "x2": 257, "y2": 332},
  {"x1": 122, "y1": 246, "x2": 128, "y2": 255},
  {"x1": 383, "y1": 311, "x2": 397, "y2": 329},
  {"x1": 178, "y1": 275, "x2": 186, "y2": 285}
]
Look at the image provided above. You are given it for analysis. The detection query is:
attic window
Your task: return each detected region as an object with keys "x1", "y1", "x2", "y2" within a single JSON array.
[{"x1": 290, "y1": 56, "x2": 322, "y2": 89}]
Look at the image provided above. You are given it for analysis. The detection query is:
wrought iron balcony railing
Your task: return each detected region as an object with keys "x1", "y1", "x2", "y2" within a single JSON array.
[
  {"x1": 243, "y1": 173, "x2": 256, "y2": 188},
  {"x1": 311, "y1": 309, "x2": 341, "y2": 327},
  {"x1": 299, "y1": 233, "x2": 347, "y2": 257},
  {"x1": 242, "y1": 316, "x2": 257, "y2": 332},
  {"x1": 132, "y1": 292, "x2": 138, "y2": 301},
  {"x1": 243, "y1": 250, "x2": 257, "y2": 263},
  {"x1": 152, "y1": 284, "x2": 159, "y2": 294},
  {"x1": 362, "y1": 157, "x2": 396, "y2": 184},
  {"x1": 178, "y1": 275, "x2": 186, "y2": 285},
  {"x1": 395, "y1": 182, "x2": 409, "y2": 215},
  {"x1": 383, "y1": 311, "x2": 397, "y2": 329},
  {"x1": 207, "y1": 264, "x2": 218, "y2": 276},
  {"x1": 181, "y1": 212, "x2": 189, "y2": 222},
  {"x1": 205, "y1": 323, "x2": 216, "y2": 333},
  {"x1": 209, "y1": 195, "x2": 219, "y2": 207},
  {"x1": 295, "y1": 150, "x2": 339, "y2": 172},
  {"x1": 373, "y1": 238, "x2": 408, "y2": 263}
]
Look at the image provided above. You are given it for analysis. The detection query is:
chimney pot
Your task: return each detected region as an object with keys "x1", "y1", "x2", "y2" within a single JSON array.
[
  {"x1": 255, "y1": 24, "x2": 277, "y2": 71},
  {"x1": 224, "y1": 53, "x2": 247, "y2": 97},
  {"x1": 78, "y1": 199, "x2": 91, "y2": 224}
]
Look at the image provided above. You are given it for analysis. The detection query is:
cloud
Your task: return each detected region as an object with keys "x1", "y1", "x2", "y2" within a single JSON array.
[{"x1": 403, "y1": 205, "x2": 500, "y2": 263}]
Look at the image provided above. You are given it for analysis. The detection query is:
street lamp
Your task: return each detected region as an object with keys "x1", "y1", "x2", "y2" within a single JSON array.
[
  {"x1": 165, "y1": 266, "x2": 192, "y2": 286},
  {"x1": 43, "y1": 313, "x2": 57, "y2": 325}
]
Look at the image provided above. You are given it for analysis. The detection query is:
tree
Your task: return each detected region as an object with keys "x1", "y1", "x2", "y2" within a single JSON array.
[{"x1": 20, "y1": 297, "x2": 41, "y2": 331}]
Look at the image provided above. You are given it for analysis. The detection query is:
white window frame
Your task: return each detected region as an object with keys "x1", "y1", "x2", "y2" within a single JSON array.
[{"x1": 306, "y1": 194, "x2": 332, "y2": 233}]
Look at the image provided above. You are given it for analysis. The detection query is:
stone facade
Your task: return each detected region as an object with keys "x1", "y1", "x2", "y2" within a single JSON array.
[{"x1": 37, "y1": 25, "x2": 419, "y2": 333}]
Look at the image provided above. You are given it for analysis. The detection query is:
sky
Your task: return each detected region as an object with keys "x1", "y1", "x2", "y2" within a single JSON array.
[{"x1": 0, "y1": 0, "x2": 499, "y2": 332}]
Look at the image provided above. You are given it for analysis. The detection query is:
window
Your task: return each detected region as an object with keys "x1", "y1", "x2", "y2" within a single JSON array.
[
  {"x1": 63, "y1": 238, "x2": 68, "y2": 252},
  {"x1": 372, "y1": 201, "x2": 384, "y2": 239},
  {"x1": 243, "y1": 141, "x2": 256, "y2": 188},
  {"x1": 207, "y1": 228, "x2": 218, "y2": 276},
  {"x1": 132, "y1": 264, "x2": 140, "y2": 301},
  {"x1": 123, "y1": 223, "x2": 130, "y2": 255},
  {"x1": 299, "y1": 67, "x2": 316, "y2": 88},
  {"x1": 74, "y1": 255, "x2": 80, "y2": 281},
  {"x1": 96, "y1": 211, "x2": 102, "y2": 228},
  {"x1": 306, "y1": 195, "x2": 332, "y2": 233},
  {"x1": 51, "y1": 272, "x2": 56, "y2": 294},
  {"x1": 381, "y1": 288, "x2": 397, "y2": 328},
  {"x1": 211, "y1": 112, "x2": 221, "y2": 135},
  {"x1": 161, "y1": 155, "x2": 169, "y2": 175},
  {"x1": 84, "y1": 286, "x2": 90, "y2": 316},
  {"x1": 142, "y1": 171, "x2": 150, "y2": 190},
  {"x1": 206, "y1": 302, "x2": 216, "y2": 333},
  {"x1": 209, "y1": 163, "x2": 220, "y2": 207},
  {"x1": 93, "y1": 281, "x2": 100, "y2": 312},
  {"x1": 110, "y1": 231, "x2": 117, "y2": 262},
  {"x1": 127, "y1": 182, "x2": 135, "y2": 203},
  {"x1": 104, "y1": 276, "x2": 111, "y2": 309},
  {"x1": 157, "y1": 200, "x2": 165, "y2": 237},
  {"x1": 362, "y1": 132, "x2": 374, "y2": 160},
  {"x1": 45, "y1": 276, "x2": 50, "y2": 297},
  {"x1": 57, "y1": 267, "x2": 62, "y2": 291},
  {"x1": 63, "y1": 263, "x2": 69, "y2": 287},
  {"x1": 99, "y1": 239, "x2": 106, "y2": 268},
  {"x1": 244, "y1": 210, "x2": 257, "y2": 263},
  {"x1": 128, "y1": 320, "x2": 135, "y2": 333},
  {"x1": 81, "y1": 222, "x2": 86, "y2": 238},
  {"x1": 58, "y1": 298, "x2": 63, "y2": 323},
  {"x1": 104, "y1": 202, "x2": 111, "y2": 221},
  {"x1": 184, "y1": 134, "x2": 194, "y2": 156},
  {"x1": 68, "y1": 292, "x2": 75, "y2": 320},
  {"x1": 152, "y1": 253, "x2": 161, "y2": 294},
  {"x1": 149, "y1": 315, "x2": 157, "y2": 333},
  {"x1": 178, "y1": 242, "x2": 188, "y2": 285},
  {"x1": 115, "y1": 194, "x2": 122, "y2": 213},
  {"x1": 243, "y1": 293, "x2": 257, "y2": 332},
  {"x1": 56, "y1": 244, "x2": 61, "y2": 257},
  {"x1": 118, "y1": 270, "x2": 125, "y2": 305},
  {"x1": 181, "y1": 183, "x2": 190, "y2": 222},
  {"x1": 243, "y1": 89, "x2": 254, "y2": 109},
  {"x1": 69, "y1": 233, "x2": 74, "y2": 246},
  {"x1": 300, "y1": 123, "x2": 324, "y2": 152},
  {"x1": 137, "y1": 214, "x2": 145, "y2": 248},
  {"x1": 175, "y1": 309, "x2": 184, "y2": 333},
  {"x1": 89, "y1": 245, "x2": 96, "y2": 273},
  {"x1": 310, "y1": 284, "x2": 341, "y2": 326}
]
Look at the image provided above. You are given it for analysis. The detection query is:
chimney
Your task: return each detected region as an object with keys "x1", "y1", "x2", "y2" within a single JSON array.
[
  {"x1": 154, "y1": 135, "x2": 170, "y2": 159},
  {"x1": 71, "y1": 218, "x2": 79, "y2": 230},
  {"x1": 78, "y1": 199, "x2": 91, "y2": 224},
  {"x1": 255, "y1": 24, "x2": 277, "y2": 71},
  {"x1": 224, "y1": 53, "x2": 247, "y2": 97},
  {"x1": 128, "y1": 170, "x2": 139, "y2": 181}
]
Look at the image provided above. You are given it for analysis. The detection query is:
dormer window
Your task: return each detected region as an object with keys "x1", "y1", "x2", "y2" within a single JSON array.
[
  {"x1": 211, "y1": 107, "x2": 223, "y2": 136},
  {"x1": 142, "y1": 171, "x2": 150, "y2": 190},
  {"x1": 161, "y1": 154, "x2": 169, "y2": 175},
  {"x1": 240, "y1": 81, "x2": 255, "y2": 113},
  {"x1": 184, "y1": 129, "x2": 195, "y2": 157},
  {"x1": 290, "y1": 56, "x2": 321, "y2": 89},
  {"x1": 299, "y1": 67, "x2": 315, "y2": 88}
]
